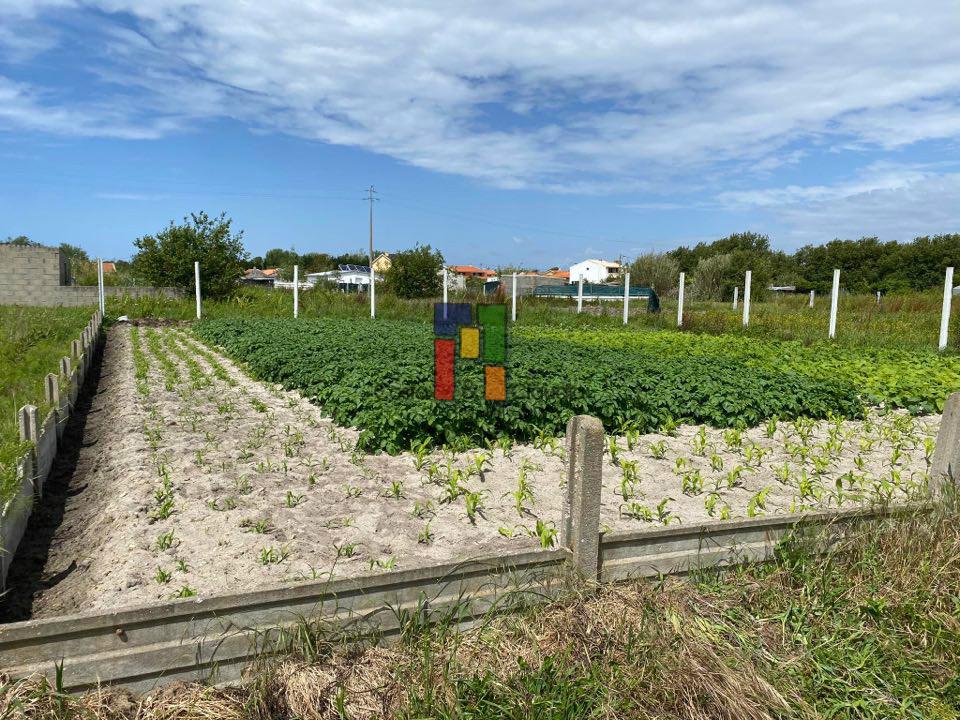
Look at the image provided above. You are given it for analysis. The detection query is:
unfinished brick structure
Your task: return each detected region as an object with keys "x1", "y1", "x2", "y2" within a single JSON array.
[{"x1": 0, "y1": 244, "x2": 182, "y2": 306}]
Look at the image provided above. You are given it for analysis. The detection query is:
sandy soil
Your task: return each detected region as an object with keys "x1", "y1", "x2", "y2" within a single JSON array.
[{"x1": 27, "y1": 325, "x2": 938, "y2": 617}]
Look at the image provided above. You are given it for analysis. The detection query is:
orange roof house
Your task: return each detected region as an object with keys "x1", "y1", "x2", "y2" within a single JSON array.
[{"x1": 450, "y1": 265, "x2": 497, "y2": 279}]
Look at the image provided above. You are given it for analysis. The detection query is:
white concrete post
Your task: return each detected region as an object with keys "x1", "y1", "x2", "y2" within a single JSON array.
[
  {"x1": 733, "y1": 286, "x2": 738, "y2": 310},
  {"x1": 18, "y1": 405, "x2": 39, "y2": 444},
  {"x1": 443, "y1": 267, "x2": 448, "y2": 305},
  {"x1": 677, "y1": 272, "x2": 685, "y2": 327},
  {"x1": 511, "y1": 272, "x2": 517, "y2": 323},
  {"x1": 194, "y1": 261, "x2": 201, "y2": 320},
  {"x1": 97, "y1": 258, "x2": 105, "y2": 314},
  {"x1": 940, "y1": 266, "x2": 954, "y2": 352},
  {"x1": 829, "y1": 268, "x2": 840, "y2": 339},
  {"x1": 44, "y1": 373, "x2": 59, "y2": 407},
  {"x1": 742, "y1": 270, "x2": 752, "y2": 326},
  {"x1": 622, "y1": 272, "x2": 630, "y2": 325},
  {"x1": 809, "y1": 289, "x2": 815, "y2": 308},
  {"x1": 370, "y1": 266, "x2": 376, "y2": 319},
  {"x1": 293, "y1": 265, "x2": 299, "y2": 319},
  {"x1": 561, "y1": 414, "x2": 604, "y2": 580},
  {"x1": 876, "y1": 290, "x2": 881, "y2": 306},
  {"x1": 577, "y1": 276, "x2": 584, "y2": 314}
]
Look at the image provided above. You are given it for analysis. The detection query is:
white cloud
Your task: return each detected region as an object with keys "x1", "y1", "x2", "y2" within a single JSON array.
[
  {"x1": 1, "y1": 1, "x2": 960, "y2": 191},
  {"x1": 716, "y1": 162, "x2": 960, "y2": 243}
]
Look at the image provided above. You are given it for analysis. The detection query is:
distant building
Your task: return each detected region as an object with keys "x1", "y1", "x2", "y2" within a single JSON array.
[
  {"x1": 449, "y1": 265, "x2": 497, "y2": 281},
  {"x1": 372, "y1": 253, "x2": 392, "y2": 274},
  {"x1": 306, "y1": 264, "x2": 381, "y2": 292},
  {"x1": 242, "y1": 268, "x2": 278, "y2": 286},
  {"x1": 569, "y1": 259, "x2": 621, "y2": 284},
  {"x1": 102, "y1": 262, "x2": 117, "y2": 274}
]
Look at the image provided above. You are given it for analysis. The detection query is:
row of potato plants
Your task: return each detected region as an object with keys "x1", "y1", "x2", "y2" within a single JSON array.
[{"x1": 193, "y1": 318, "x2": 866, "y2": 454}]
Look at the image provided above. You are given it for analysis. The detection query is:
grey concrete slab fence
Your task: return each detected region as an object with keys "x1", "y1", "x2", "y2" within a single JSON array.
[
  {"x1": 0, "y1": 309, "x2": 105, "y2": 592},
  {"x1": 0, "y1": 402, "x2": 956, "y2": 693}
]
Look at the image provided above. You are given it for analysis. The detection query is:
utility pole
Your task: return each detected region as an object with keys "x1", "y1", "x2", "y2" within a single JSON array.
[
  {"x1": 366, "y1": 185, "x2": 378, "y2": 266},
  {"x1": 365, "y1": 186, "x2": 378, "y2": 319}
]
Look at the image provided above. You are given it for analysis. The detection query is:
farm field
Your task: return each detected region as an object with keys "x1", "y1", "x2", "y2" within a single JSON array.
[
  {"x1": 0, "y1": 306, "x2": 93, "y2": 507},
  {"x1": 21, "y1": 322, "x2": 939, "y2": 616}
]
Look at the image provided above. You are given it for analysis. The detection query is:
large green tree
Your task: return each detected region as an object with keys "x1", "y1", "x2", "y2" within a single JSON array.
[
  {"x1": 384, "y1": 245, "x2": 444, "y2": 298},
  {"x1": 132, "y1": 212, "x2": 248, "y2": 299}
]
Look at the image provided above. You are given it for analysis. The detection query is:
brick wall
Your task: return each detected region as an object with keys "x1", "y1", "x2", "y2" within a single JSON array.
[{"x1": 0, "y1": 245, "x2": 185, "y2": 307}]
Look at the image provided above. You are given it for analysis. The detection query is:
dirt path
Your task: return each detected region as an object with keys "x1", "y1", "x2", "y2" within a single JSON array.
[{"x1": 9, "y1": 325, "x2": 939, "y2": 618}]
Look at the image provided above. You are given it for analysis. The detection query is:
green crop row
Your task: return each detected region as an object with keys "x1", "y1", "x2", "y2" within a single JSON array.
[
  {"x1": 194, "y1": 318, "x2": 875, "y2": 454},
  {"x1": 523, "y1": 326, "x2": 960, "y2": 415}
]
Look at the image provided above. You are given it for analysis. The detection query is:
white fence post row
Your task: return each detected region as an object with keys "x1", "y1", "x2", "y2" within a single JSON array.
[
  {"x1": 194, "y1": 261, "x2": 201, "y2": 320},
  {"x1": 809, "y1": 289, "x2": 815, "y2": 308},
  {"x1": 940, "y1": 266, "x2": 954, "y2": 352},
  {"x1": 370, "y1": 267, "x2": 376, "y2": 319},
  {"x1": 443, "y1": 268, "x2": 448, "y2": 307},
  {"x1": 293, "y1": 265, "x2": 299, "y2": 319},
  {"x1": 577, "y1": 276, "x2": 584, "y2": 314},
  {"x1": 829, "y1": 268, "x2": 840, "y2": 339},
  {"x1": 676, "y1": 272, "x2": 685, "y2": 327},
  {"x1": 622, "y1": 273, "x2": 630, "y2": 325},
  {"x1": 733, "y1": 286, "x2": 738, "y2": 310},
  {"x1": 742, "y1": 270, "x2": 752, "y2": 326},
  {"x1": 511, "y1": 272, "x2": 518, "y2": 323}
]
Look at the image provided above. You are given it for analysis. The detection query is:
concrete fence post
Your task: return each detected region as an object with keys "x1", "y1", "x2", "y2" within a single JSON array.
[
  {"x1": 511, "y1": 272, "x2": 517, "y2": 323},
  {"x1": 733, "y1": 286, "x2": 738, "y2": 310},
  {"x1": 931, "y1": 391, "x2": 960, "y2": 498},
  {"x1": 829, "y1": 268, "x2": 840, "y2": 339},
  {"x1": 939, "y1": 266, "x2": 954, "y2": 352},
  {"x1": 18, "y1": 405, "x2": 39, "y2": 445},
  {"x1": 622, "y1": 272, "x2": 630, "y2": 325},
  {"x1": 44, "y1": 373, "x2": 59, "y2": 407},
  {"x1": 561, "y1": 414, "x2": 604, "y2": 580},
  {"x1": 677, "y1": 272, "x2": 685, "y2": 327},
  {"x1": 71, "y1": 339, "x2": 81, "y2": 360},
  {"x1": 293, "y1": 265, "x2": 299, "y2": 319},
  {"x1": 577, "y1": 277, "x2": 584, "y2": 314},
  {"x1": 743, "y1": 270, "x2": 752, "y2": 326},
  {"x1": 809, "y1": 289, "x2": 815, "y2": 308},
  {"x1": 60, "y1": 357, "x2": 71, "y2": 377},
  {"x1": 195, "y1": 261, "x2": 202, "y2": 320}
]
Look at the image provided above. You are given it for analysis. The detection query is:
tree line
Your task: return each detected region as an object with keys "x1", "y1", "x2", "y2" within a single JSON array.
[{"x1": 629, "y1": 232, "x2": 960, "y2": 300}]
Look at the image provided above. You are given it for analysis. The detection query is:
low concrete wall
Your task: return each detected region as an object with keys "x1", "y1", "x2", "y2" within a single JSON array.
[
  {"x1": 6, "y1": 286, "x2": 185, "y2": 308},
  {"x1": 0, "y1": 310, "x2": 104, "y2": 590}
]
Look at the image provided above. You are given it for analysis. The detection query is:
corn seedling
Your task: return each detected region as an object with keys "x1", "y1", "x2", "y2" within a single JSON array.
[
  {"x1": 417, "y1": 523, "x2": 434, "y2": 544},
  {"x1": 285, "y1": 491, "x2": 306, "y2": 508},
  {"x1": 691, "y1": 426, "x2": 708, "y2": 456},
  {"x1": 155, "y1": 529, "x2": 176, "y2": 550},
  {"x1": 529, "y1": 519, "x2": 557, "y2": 548},
  {"x1": 746, "y1": 487, "x2": 771, "y2": 517},
  {"x1": 648, "y1": 440, "x2": 668, "y2": 459},
  {"x1": 154, "y1": 567, "x2": 172, "y2": 584}
]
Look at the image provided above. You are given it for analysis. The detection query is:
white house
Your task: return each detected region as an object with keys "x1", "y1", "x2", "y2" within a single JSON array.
[
  {"x1": 306, "y1": 264, "x2": 382, "y2": 292},
  {"x1": 569, "y1": 259, "x2": 621, "y2": 284}
]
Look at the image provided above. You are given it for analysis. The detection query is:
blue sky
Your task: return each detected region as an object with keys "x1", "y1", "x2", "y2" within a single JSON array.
[{"x1": 1, "y1": 1, "x2": 959, "y2": 267}]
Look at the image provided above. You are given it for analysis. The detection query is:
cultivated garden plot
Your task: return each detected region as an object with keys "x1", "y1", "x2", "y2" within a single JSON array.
[{"x1": 27, "y1": 324, "x2": 938, "y2": 617}]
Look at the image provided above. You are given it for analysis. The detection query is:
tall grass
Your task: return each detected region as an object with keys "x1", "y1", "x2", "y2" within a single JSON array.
[
  {"x1": 111, "y1": 285, "x2": 956, "y2": 352},
  {"x1": 0, "y1": 307, "x2": 93, "y2": 507},
  {"x1": 4, "y1": 508, "x2": 958, "y2": 718}
]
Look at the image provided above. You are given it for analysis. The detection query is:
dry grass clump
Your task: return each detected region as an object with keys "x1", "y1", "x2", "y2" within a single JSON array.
[{"x1": 4, "y1": 509, "x2": 959, "y2": 719}]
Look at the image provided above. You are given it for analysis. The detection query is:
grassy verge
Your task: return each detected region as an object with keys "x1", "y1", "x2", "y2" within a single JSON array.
[
  {"x1": 4, "y1": 509, "x2": 958, "y2": 718},
  {"x1": 0, "y1": 306, "x2": 93, "y2": 507}
]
